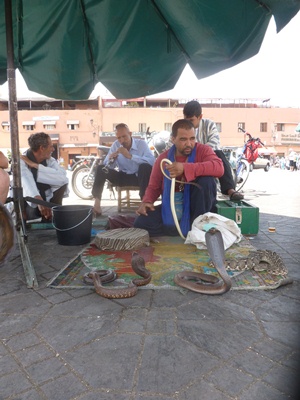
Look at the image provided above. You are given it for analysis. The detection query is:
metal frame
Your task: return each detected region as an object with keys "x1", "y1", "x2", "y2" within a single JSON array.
[{"x1": 4, "y1": 0, "x2": 38, "y2": 288}]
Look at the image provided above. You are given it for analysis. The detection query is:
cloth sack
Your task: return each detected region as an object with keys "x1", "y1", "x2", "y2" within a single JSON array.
[
  {"x1": 107, "y1": 214, "x2": 136, "y2": 230},
  {"x1": 185, "y1": 212, "x2": 242, "y2": 250}
]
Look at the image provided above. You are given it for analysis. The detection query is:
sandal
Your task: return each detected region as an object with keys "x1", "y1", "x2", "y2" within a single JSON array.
[{"x1": 229, "y1": 191, "x2": 244, "y2": 201}]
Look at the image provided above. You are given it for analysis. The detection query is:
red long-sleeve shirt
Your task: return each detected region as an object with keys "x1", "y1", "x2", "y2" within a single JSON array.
[{"x1": 142, "y1": 143, "x2": 224, "y2": 204}]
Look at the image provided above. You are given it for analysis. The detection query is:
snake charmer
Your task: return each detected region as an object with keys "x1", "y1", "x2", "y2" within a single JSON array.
[{"x1": 134, "y1": 119, "x2": 224, "y2": 237}]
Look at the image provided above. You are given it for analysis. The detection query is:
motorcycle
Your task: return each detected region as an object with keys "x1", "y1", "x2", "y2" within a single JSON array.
[
  {"x1": 222, "y1": 127, "x2": 265, "y2": 191},
  {"x1": 147, "y1": 130, "x2": 171, "y2": 157},
  {"x1": 71, "y1": 145, "x2": 110, "y2": 200}
]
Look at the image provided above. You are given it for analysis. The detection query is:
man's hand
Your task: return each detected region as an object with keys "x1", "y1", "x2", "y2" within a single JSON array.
[
  {"x1": 165, "y1": 161, "x2": 184, "y2": 178},
  {"x1": 20, "y1": 155, "x2": 38, "y2": 169},
  {"x1": 117, "y1": 147, "x2": 132, "y2": 159},
  {"x1": 35, "y1": 195, "x2": 52, "y2": 220},
  {"x1": 136, "y1": 202, "x2": 155, "y2": 216},
  {"x1": 109, "y1": 151, "x2": 119, "y2": 161}
]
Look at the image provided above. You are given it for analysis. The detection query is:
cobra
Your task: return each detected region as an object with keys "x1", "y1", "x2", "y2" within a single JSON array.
[
  {"x1": 174, "y1": 228, "x2": 232, "y2": 294},
  {"x1": 87, "y1": 252, "x2": 151, "y2": 299}
]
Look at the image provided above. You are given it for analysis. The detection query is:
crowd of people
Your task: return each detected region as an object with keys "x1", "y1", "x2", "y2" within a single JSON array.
[{"x1": 271, "y1": 150, "x2": 299, "y2": 171}]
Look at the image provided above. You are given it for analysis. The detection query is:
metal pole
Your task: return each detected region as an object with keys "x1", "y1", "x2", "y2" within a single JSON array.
[
  {"x1": 4, "y1": 0, "x2": 37, "y2": 287},
  {"x1": 4, "y1": 0, "x2": 23, "y2": 226}
]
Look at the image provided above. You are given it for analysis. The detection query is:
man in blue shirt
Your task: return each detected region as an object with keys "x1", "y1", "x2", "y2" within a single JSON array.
[{"x1": 92, "y1": 123, "x2": 155, "y2": 215}]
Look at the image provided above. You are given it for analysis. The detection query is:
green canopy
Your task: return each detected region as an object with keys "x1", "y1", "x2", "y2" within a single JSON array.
[{"x1": 0, "y1": 0, "x2": 299, "y2": 100}]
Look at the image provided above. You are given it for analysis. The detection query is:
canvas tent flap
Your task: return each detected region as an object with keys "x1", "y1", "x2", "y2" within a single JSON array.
[{"x1": 0, "y1": 0, "x2": 299, "y2": 100}]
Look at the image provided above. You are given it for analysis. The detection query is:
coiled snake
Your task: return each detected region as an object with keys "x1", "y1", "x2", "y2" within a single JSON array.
[
  {"x1": 87, "y1": 252, "x2": 151, "y2": 299},
  {"x1": 174, "y1": 228, "x2": 232, "y2": 294},
  {"x1": 222, "y1": 249, "x2": 288, "y2": 276}
]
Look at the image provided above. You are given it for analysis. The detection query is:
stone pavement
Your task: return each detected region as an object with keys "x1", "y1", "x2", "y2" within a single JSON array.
[{"x1": 0, "y1": 169, "x2": 299, "y2": 400}]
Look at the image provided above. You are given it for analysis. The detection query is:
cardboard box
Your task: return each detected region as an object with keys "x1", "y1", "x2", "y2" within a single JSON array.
[{"x1": 216, "y1": 200, "x2": 259, "y2": 235}]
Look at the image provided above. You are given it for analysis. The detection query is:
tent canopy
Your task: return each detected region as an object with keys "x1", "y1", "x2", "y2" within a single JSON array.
[{"x1": 0, "y1": 0, "x2": 299, "y2": 100}]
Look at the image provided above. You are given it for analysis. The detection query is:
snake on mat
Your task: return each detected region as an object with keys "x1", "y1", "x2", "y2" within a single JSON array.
[
  {"x1": 221, "y1": 249, "x2": 288, "y2": 276},
  {"x1": 174, "y1": 228, "x2": 232, "y2": 295},
  {"x1": 87, "y1": 252, "x2": 151, "y2": 299}
]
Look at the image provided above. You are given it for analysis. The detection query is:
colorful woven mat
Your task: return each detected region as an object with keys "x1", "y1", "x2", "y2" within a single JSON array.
[{"x1": 47, "y1": 236, "x2": 292, "y2": 291}]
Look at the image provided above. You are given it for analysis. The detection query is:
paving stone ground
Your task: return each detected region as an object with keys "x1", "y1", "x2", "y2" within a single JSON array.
[{"x1": 0, "y1": 168, "x2": 299, "y2": 399}]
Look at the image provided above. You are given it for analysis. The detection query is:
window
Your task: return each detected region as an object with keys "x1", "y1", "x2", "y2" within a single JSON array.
[
  {"x1": 277, "y1": 123, "x2": 285, "y2": 131},
  {"x1": 138, "y1": 123, "x2": 146, "y2": 132},
  {"x1": 238, "y1": 122, "x2": 245, "y2": 131},
  {"x1": 260, "y1": 122, "x2": 267, "y2": 132},
  {"x1": 164, "y1": 123, "x2": 172, "y2": 132},
  {"x1": 43, "y1": 121, "x2": 56, "y2": 130},
  {"x1": 1, "y1": 122, "x2": 10, "y2": 131},
  {"x1": 216, "y1": 122, "x2": 222, "y2": 132},
  {"x1": 22, "y1": 121, "x2": 35, "y2": 131},
  {"x1": 67, "y1": 120, "x2": 79, "y2": 130}
]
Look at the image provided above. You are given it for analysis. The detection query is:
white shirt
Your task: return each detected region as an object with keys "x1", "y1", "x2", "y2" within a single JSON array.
[{"x1": 20, "y1": 156, "x2": 69, "y2": 207}]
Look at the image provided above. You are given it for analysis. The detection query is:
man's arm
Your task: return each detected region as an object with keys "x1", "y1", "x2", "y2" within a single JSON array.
[
  {"x1": 0, "y1": 152, "x2": 9, "y2": 169},
  {"x1": 141, "y1": 154, "x2": 164, "y2": 204},
  {"x1": 36, "y1": 158, "x2": 68, "y2": 187},
  {"x1": 131, "y1": 140, "x2": 155, "y2": 166},
  {"x1": 184, "y1": 144, "x2": 224, "y2": 182},
  {"x1": 20, "y1": 159, "x2": 41, "y2": 201}
]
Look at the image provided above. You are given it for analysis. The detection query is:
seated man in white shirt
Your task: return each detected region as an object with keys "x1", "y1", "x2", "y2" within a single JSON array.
[
  {"x1": 92, "y1": 123, "x2": 155, "y2": 215},
  {"x1": 20, "y1": 132, "x2": 69, "y2": 221}
]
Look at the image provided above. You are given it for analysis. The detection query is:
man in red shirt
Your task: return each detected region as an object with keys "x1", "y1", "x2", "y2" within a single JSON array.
[{"x1": 134, "y1": 119, "x2": 224, "y2": 236}]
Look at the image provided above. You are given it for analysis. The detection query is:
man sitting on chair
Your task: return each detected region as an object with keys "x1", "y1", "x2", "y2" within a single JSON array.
[
  {"x1": 20, "y1": 132, "x2": 69, "y2": 221},
  {"x1": 92, "y1": 123, "x2": 155, "y2": 216}
]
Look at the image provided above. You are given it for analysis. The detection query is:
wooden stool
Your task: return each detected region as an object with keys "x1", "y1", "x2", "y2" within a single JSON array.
[{"x1": 116, "y1": 186, "x2": 140, "y2": 212}]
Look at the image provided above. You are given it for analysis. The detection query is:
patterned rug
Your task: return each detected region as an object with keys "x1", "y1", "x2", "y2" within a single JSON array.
[{"x1": 47, "y1": 236, "x2": 292, "y2": 291}]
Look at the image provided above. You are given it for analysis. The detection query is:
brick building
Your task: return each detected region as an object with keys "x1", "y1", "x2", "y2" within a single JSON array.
[{"x1": 0, "y1": 96, "x2": 299, "y2": 167}]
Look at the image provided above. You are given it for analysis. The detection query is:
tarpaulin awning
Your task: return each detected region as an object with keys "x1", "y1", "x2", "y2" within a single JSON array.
[{"x1": 0, "y1": 0, "x2": 299, "y2": 100}]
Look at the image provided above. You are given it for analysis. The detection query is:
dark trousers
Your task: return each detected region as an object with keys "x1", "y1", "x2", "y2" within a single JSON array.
[
  {"x1": 215, "y1": 150, "x2": 235, "y2": 194},
  {"x1": 134, "y1": 176, "x2": 216, "y2": 236},
  {"x1": 92, "y1": 163, "x2": 152, "y2": 200},
  {"x1": 25, "y1": 183, "x2": 68, "y2": 220}
]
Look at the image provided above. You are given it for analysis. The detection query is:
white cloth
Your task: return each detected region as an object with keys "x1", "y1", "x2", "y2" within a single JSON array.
[
  {"x1": 20, "y1": 157, "x2": 69, "y2": 208},
  {"x1": 185, "y1": 212, "x2": 242, "y2": 250}
]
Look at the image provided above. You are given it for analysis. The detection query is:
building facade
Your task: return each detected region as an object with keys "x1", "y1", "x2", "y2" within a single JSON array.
[{"x1": 0, "y1": 97, "x2": 299, "y2": 167}]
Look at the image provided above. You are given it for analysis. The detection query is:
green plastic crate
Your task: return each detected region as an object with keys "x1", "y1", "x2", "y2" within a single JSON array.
[{"x1": 216, "y1": 200, "x2": 259, "y2": 235}]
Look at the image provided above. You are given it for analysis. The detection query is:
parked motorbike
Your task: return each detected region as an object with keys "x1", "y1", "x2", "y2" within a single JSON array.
[
  {"x1": 222, "y1": 127, "x2": 266, "y2": 191},
  {"x1": 71, "y1": 145, "x2": 110, "y2": 200},
  {"x1": 147, "y1": 130, "x2": 171, "y2": 157}
]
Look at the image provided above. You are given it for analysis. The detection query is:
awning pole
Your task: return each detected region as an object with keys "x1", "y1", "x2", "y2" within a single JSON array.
[
  {"x1": 5, "y1": 0, "x2": 23, "y2": 224},
  {"x1": 5, "y1": 0, "x2": 38, "y2": 288}
]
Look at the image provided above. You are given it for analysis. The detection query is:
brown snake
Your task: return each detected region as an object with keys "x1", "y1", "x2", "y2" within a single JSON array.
[
  {"x1": 88, "y1": 252, "x2": 151, "y2": 299},
  {"x1": 174, "y1": 228, "x2": 232, "y2": 295},
  {"x1": 222, "y1": 249, "x2": 288, "y2": 276}
]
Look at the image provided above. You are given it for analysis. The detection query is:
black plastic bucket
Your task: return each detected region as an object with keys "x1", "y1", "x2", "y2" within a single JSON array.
[{"x1": 52, "y1": 205, "x2": 93, "y2": 246}]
